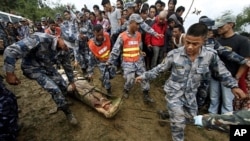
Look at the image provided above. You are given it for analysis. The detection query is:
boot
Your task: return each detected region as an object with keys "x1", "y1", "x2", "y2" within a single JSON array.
[
  {"x1": 106, "y1": 88, "x2": 112, "y2": 97},
  {"x1": 123, "y1": 89, "x2": 129, "y2": 99},
  {"x1": 81, "y1": 68, "x2": 87, "y2": 75},
  {"x1": 61, "y1": 106, "x2": 78, "y2": 125},
  {"x1": 143, "y1": 90, "x2": 154, "y2": 103}
]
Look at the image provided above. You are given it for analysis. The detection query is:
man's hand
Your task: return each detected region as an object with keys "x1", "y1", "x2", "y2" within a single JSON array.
[
  {"x1": 79, "y1": 34, "x2": 86, "y2": 40},
  {"x1": 69, "y1": 82, "x2": 76, "y2": 91},
  {"x1": 135, "y1": 76, "x2": 143, "y2": 83},
  {"x1": 232, "y1": 87, "x2": 247, "y2": 99},
  {"x1": 106, "y1": 62, "x2": 111, "y2": 66},
  {"x1": 6, "y1": 72, "x2": 21, "y2": 85},
  {"x1": 155, "y1": 33, "x2": 164, "y2": 39}
]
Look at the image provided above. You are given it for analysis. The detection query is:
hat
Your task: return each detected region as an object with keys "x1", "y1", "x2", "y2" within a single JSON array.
[
  {"x1": 199, "y1": 17, "x2": 215, "y2": 30},
  {"x1": 41, "y1": 17, "x2": 46, "y2": 22},
  {"x1": 124, "y1": 2, "x2": 136, "y2": 10},
  {"x1": 129, "y1": 13, "x2": 143, "y2": 23},
  {"x1": 215, "y1": 14, "x2": 236, "y2": 28},
  {"x1": 101, "y1": 0, "x2": 110, "y2": 5}
]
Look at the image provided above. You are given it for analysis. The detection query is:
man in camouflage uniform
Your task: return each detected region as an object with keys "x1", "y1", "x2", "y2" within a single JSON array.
[
  {"x1": 135, "y1": 23, "x2": 246, "y2": 141},
  {"x1": 87, "y1": 24, "x2": 116, "y2": 95},
  {"x1": 60, "y1": 8, "x2": 80, "y2": 64},
  {"x1": 194, "y1": 109, "x2": 250, "y2": 133},
  {"x1": 0, "y1": 76, "x2": 18, "y2": 141},
  {"x1": 107, "y1": 14, "x2": 154, "y2": 103},
  {"x1": 77, "y1": 12, "x2": 94, "y2": 74},
  {"x1": 3, "y1": 32, "x2": 78, "y2": 125}
]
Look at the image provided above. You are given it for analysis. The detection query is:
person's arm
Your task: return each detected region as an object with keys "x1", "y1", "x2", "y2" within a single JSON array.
[
  {"x1": 138, "y1": 50, "x2": 174, "y2": 81},
  {"x1": 194, "y1": 109, "x2": 250, "y2": 133},
  {"x1": 214, "y1": 40, "x2": 247, "y2": 65},
  {"x1": 3, "y1": 34, "x2": 41, "y2": 84},
  {"x1": 107, "y1": 35, "x2": 123, "y2": 65},
  {"x1": 60, "y1": 51, "x2": 75, "y2": 83},
  {"x1": 116, "y1": 9, "x2": 122, "y2": 26},
  {"x1": 3, "y1": 35, "x2": 40, "y2": 73},
  {"x1": 112, "y1": 21, "x2": 128, "y2": 35}
]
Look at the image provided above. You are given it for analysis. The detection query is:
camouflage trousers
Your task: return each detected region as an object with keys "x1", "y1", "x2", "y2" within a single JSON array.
[
  {"x1": 202, "y1": 109, "x2": 250, "y2": 132},
  {"x1": 98, "y1": 63, "x2": 116, "y2": 89},
  {"x1": 166, "y1": 95, "x2": 197, "y2": 141},
  {"x1": 122, "y1": 61, "x2": 150, "y2": 91},
  {"x1": 22, "y1": 66, "x2": 68, "y2": 108},
  {"x1": 0, "y1": 80, "x2": 18, "y2": 141},
  {"x1": 78, "y1": 41, "x2": 90, "y2": 70}
]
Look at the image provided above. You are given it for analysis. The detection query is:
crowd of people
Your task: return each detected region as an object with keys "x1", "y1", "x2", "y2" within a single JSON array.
[{"x1": 1, "y1": 0, "x2": 250, "y2": 141}]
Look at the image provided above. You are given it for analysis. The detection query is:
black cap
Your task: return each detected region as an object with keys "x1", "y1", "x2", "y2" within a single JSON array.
[
  {"x1": 135, "y1": 0, "x2": 142, "y2": 4},
  {"x1": 101, "y1": 0, "x2": 110, "y2": 5}
]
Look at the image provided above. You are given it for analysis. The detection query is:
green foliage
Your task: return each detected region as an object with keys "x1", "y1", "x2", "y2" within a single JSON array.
[
  {"x1": 236, "y1": 5, "x2": 250, "y2": 32},
  {"x1": 0, "y1": 0, "x2": 77, "y2": 23}
]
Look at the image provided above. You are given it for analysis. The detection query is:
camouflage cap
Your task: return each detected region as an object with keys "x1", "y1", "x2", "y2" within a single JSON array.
[
  {"x1": 215, "y1": 14, "x2": 236, "y2": 28},
  {"x1": 124, "y1": 2, "x2": 136, "y2": 10},
  {"x1": 129, "y1": 13, "x2": 143, "y2": 23}
]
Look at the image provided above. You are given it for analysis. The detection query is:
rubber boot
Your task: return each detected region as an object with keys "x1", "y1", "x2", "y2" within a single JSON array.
[
  {"x1": 61, "y1": 106, "x2": 78, "y2": 125},
  {"x1": 81, "y1": 68, "x2": 87, "y2": 75},
  {"x1": 143, "y1": 90, "x2": 154, "y2": 103},
  {"x1": 123, "y1": 89, "x2": 129, "y2": 99}
]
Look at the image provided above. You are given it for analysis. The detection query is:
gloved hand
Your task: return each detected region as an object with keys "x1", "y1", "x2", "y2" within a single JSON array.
[{"x1": 193, "y1": 115, "x2": 203, "y2": 126}]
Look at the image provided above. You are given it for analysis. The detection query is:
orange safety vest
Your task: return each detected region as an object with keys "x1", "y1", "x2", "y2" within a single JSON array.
[
  {"x1": 121, "y1": 31, "x2": 141, "y2": 62},
  {"x1": 88, "y1": 32, "x2": 111, "y2": 62}
]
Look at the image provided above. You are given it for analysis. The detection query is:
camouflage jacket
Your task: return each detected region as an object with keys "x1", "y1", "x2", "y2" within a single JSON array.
[
  {"x1": 140, "y1": 46, "x2": 238, "y2": 104},
  {"x1": 60, "y1": 13, "x2": 79, "y2": 43},
  {"x1": 112, "y1": 19, "x2": 157, "y2": 37},
  {"x1": 3, "y1": 32, "x2": 74, "y2": 83},
  {"x1": 205, "y1": 38, "x2": 247, "y2": 65}
]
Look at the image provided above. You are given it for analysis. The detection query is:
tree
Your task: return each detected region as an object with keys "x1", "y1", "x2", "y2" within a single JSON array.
[{"x1": 236, "y1": 5, "x2": 250, "y2": 32}]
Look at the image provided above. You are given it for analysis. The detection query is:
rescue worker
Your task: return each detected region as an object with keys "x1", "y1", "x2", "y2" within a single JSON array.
[
  {"x1": 135, "y1": 23, "x2": 246, "y2": 141},
  {"x1": 77, "y1": 12, "x2": 94, "y2": 75},
  {"x1": 3, "y1": 32, "x2": 78, "y2": 125},
  {"x1": 107, "y1": 14, "x2": 154, "y2": 103},
  {"x1": 60, "y1": 8, "x2": 80, "y2": 66},
  {"x1": 87, "y1": 24, "x2": 115, "y2": 96},
  {"x1": 194, "y1": 109, "x2": 250, "y2": 133}
]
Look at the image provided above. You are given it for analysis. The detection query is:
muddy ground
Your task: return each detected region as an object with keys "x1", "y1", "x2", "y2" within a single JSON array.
[{"x1": 0, "y1": 54, "x2": 229, "y2": 141}]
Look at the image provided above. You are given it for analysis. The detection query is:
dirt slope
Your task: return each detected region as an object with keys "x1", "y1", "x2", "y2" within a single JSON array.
[{"x1": 0, "y1": 55, "x2": 229, "y2": 141}]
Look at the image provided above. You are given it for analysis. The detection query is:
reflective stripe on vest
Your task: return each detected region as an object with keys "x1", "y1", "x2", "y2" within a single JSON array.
[
  {"x1": 88, "y1": 32, "x2": 111, "y2": 62},
  {"x1": 121, "y1": 31, "x2": 141, "y2": 62}
]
